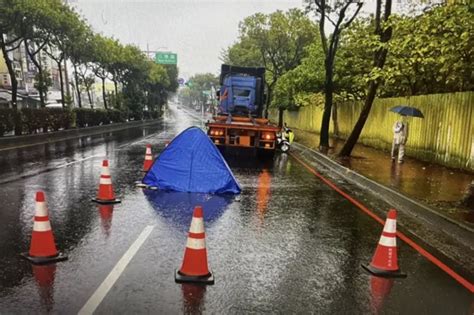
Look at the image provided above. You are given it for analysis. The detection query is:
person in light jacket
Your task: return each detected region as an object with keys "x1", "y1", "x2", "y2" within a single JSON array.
[{"x1": 391, "y1": 117, "x2": 409, "y2": 163}]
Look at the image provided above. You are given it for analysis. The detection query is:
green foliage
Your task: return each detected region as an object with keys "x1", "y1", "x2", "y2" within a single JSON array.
[
  {"x1": 45, "y1": 108, "x2": 74, "y2": 131},
  {"x1": 222, "y1": 8, "x2": 318, "y2": 111},
  {"x1": 33, "y1": 70, "x2": 53, "y2": 99},
  {"x1": 382, "y1": 4, "x2": 474, "y2": 96},
  {"x1": 0, "y1": 0, "x2": 176, "y2": 114},
  {"x1": 0, "y1": 108, "x2": 15, "y2": 136},
  {"x1": 334, "y1": 4, "x2": 474, "y2": 98},
  {"x1": 273, "y1": 41, "x2": 325, "y2": 108},
  {"x1": 20, "y1": 108, "x2": 48, "y2": 134},
  {"x1": 178, "y1": 73, "x2": 219, "y2": 108}
]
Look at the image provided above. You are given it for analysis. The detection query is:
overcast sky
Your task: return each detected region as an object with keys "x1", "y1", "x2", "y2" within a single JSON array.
[{"x1": 72, "y1": 0, "x2": 304, "y2": 79}]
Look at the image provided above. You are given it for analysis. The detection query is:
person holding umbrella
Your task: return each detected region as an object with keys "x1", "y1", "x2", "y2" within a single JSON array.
[
  {"x1": 389, "y1": 106, "x2": 424, "y2": 163},
  {"x1": 391, "y1": 116, "x2": 409, "y2": 163}
]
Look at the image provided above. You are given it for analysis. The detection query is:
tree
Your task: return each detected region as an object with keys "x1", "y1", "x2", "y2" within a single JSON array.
[
  {"x1": 43, "y1": 6, "x2": 90, "y2": 108},
  {"x1": 33, "y1": 70, "x2": 53, "y2": 102},
  {"x1": 67, "y1": 24, "x2": 93, "y2": 108},
  {"x1": 0, "y1": 0, "x2": 24, "y2": 112},
  {"x1": 90, "y1": 34, "x2": 113, "y2": 109},
  {"x1": 305, "y1": 0, "x2": 363, "y2": 151},
  {"x1": 223, "y1": 9, "x2": 318, "y2": 125},
  {"x1": 338, "y1": 0, "x2": 394, "y2": 158},
  {"x1": 380, "y1": 4, "x2": 473, "y2": 96}
]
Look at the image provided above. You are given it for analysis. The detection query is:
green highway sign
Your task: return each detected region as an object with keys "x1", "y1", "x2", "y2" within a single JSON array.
[{"x1": 155, "y1": 52, "x2": 177, "y2": 65}]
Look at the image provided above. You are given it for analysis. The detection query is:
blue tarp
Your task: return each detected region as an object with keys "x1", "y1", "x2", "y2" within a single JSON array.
[{"x1": 142, "y1": 127, "x2": 241, "y2": 194}]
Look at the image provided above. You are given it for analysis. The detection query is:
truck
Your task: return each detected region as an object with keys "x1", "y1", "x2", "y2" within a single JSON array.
[{"x1": 206, "y1": 64, "x2": 280, "y2": 156}]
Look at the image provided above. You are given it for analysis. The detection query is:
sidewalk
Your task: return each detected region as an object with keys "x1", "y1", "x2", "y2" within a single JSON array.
[{"x1": 293, "y1": 129, "x2": 474, "y2": 227}]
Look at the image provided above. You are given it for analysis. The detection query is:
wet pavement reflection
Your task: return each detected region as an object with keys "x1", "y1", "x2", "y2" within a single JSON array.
[{"x1": 0, "y1": 105, "x2": 472, "y2": 314}]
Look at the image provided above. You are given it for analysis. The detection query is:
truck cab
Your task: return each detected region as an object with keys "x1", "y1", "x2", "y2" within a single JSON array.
[{"x1": 206, "y1": 64, "x2": 280, "y2": 156}]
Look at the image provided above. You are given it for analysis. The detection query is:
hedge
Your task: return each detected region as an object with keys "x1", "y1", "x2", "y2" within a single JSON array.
[{"x1": 0, "y1": 107, "x2": 159, "y2": 136}]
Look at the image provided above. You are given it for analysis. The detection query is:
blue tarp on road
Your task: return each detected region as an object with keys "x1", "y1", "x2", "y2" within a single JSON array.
[{"x1": 142, "y1": 127, "x2": 241, "y2": 194}]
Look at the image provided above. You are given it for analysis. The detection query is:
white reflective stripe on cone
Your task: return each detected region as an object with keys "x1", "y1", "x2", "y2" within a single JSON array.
[
  {"x1": 146, "y1": 148, "x2": 152, "y2": 154},
  {"x1": 100, "y1": 178, "x2": 112, "y2": 185},
  {"x1": 383, "y1": 219, "x2": 397, "y2": 233},
  {"x1": 145, "y1": 156, "x2": 152, "y2": 160},
  {"x1": 379, "y1": 235, "x2": 397, "y2": 247},
  {"x1": 101, "y1": 167, "x2": 111, "y2": 176},
  {"x1": 33, "y1": 220, "x2": 52, "y2": 232},
  {"x1": 35, "y1": 202, "x2": 48, "y2": 217},
  {"x1": 186, "y1": 237, "x2": 205, "y2": 250},
  {"x1": 189, "y1": 218, "x2": 204, "y2": 234}
]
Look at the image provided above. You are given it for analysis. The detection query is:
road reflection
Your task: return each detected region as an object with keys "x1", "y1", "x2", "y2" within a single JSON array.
[
  {"x1": 144, "y1": 190, "x2": 233, "y2": 231},
  {"x1": 99, "y1": 205, "x2": 114, "y2": 237},
  {"x1": 369, "y1": 276, "x2": 394, "y2": 315},
  {"x1": 32, "y1": 264, "x2": 57, "y2": 312},
  {"x1": 256, "y1": 169, "x2": 272, "y2": 223},
  {"x1": 181, "y1": 284, "x2": 206, "y2": 315}
]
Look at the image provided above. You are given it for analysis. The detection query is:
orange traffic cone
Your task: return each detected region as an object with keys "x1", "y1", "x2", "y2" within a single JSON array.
[
  {"x1": 362, "y1": 209, "x2": 406, "y2": 278},
  {"x1": 369, "y1": 276, "x2": 394, "y2": 314},
  {"x1": 175, "y1": 206, "x2": 214, "y2": 284},
  {"x1": 92, "y1": 160, "x2": 121, "y2": 204},
  {"x1": 21, "y1": 192, "x2": 67, "y2": 264},
  {"x1": 143, "y1": 144, "x2": 153, "y2": 172}
]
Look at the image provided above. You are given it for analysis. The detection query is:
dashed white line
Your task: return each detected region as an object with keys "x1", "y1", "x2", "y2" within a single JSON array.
[
  {"x1": 78, "y1": 225, "x2": 155, "y2": 315},
  {"x1": 59, "y1": 155, "x2": 101, "y2": 168},
  {"x1": 117, "y1": 133, "x2": 158, "y2": 149}
]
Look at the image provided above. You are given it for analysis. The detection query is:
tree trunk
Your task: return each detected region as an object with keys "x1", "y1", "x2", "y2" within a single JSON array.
[
  {"x1": 332, "y1": 102, "x2": 340, "y2": 138},
  {"x1": 63, "y1": 59, "x2": 71, "y2": 100},
  {"x1": 278, "y1": 107, "x2": 284, "y2": 127},
  {"x1": 26, "y1": 44, "x2": 45, "y2": 107},
  {"x1": 338, "y1": 0, "x2": 393, "y2": 158},
  {"x1": 338, "y1": 81, "x2": 379, "y2": 157},
  {"x1": 73, "y1": 63, "x2": 82, "y2": 108},
  {"x1": 87, "y1": 88, "x2": 93, "y2": 109},
  {"x1": 57, "y1": 60, "x2": 65, "y2": 108},
  {"x1": 264, "y1": 81, "x2": 275, "y2": 119},
  {"x1": 0, "y1": 35, "x2": 21, "y2": 135},
  {"x1": 113, "y1": 80, "x2": 119, "y2": 108},
  {"x1": 37, "y1": 66, "x2": 45, "y2": 107},
  {"x1": 0, "y1": 36, "x2": 18, "y2": 109},
  {"x1": 101, "y1": 77, "x2": 107, "y2": 109},
  {"x1": 319, "y1": 58, "x2": 334, "y2": 151}
]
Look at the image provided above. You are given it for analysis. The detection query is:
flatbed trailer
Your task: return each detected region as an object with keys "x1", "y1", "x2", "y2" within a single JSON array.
[{"x1": 206, "y1": 115, "x2": 280, "y2": 151}]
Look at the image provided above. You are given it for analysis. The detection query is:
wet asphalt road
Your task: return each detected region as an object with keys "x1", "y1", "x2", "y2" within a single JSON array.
[{"x1": 0, "y1": 105, "x2": 472, "y2": 314}]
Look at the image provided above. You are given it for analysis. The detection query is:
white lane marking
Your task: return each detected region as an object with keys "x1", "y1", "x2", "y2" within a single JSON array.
[
  {"x1": 117, "y1": 133, "x2": 158, "y2": 149},
  {"x1": 59, "y1": 155, "x2": 101, "y2": 168},
  {"x1": 78, "y1": 225, "x2": 155, "y2": 315}
]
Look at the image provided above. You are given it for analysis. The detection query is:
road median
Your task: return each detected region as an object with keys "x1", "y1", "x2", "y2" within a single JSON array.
[{"x1": 0, "y1": 119, "x2": 162, "y2": 151}]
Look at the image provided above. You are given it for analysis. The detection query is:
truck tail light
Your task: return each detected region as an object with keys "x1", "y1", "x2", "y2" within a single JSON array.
[
  {"x1": 210, "y1": 128, "x2": 224, "y2": 136},
  {"x1": 261, "y1": 132, "x2": 275, "y2": 140}
]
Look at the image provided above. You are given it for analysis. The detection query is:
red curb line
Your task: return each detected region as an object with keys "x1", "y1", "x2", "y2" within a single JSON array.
[{"x1": 291, "y1": 153, "x2": 474, "y2": 294}]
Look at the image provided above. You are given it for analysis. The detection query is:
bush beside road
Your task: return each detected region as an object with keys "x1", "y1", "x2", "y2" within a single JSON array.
[{"x1": 0, "y1": 108, "x2": 161, "y2": 137}]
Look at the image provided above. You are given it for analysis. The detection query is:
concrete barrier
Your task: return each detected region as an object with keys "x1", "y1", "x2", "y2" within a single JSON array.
[{"x1": 0, "y1": 119, "x2": 162, "y2": 151}]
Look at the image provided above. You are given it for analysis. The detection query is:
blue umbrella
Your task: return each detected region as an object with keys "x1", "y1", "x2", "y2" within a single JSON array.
[{"x1": 389, "y1": 105, "x2": 424, "y2": 118}]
